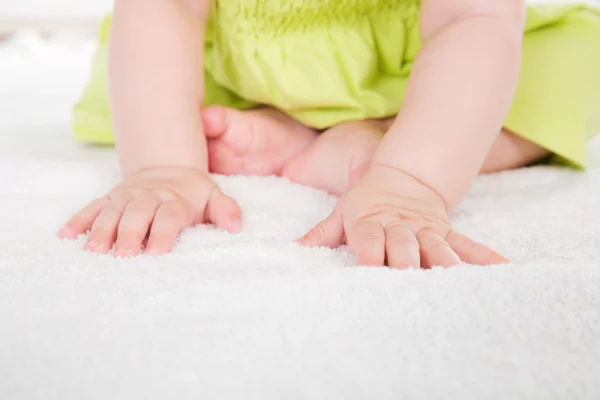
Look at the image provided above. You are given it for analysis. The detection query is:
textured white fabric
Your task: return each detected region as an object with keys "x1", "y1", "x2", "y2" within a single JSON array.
[{"x1": 1, "y1": 32, "x2": 599, "y2": 400}]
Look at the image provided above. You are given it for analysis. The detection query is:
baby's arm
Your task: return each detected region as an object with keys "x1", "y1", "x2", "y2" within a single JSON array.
[
  {"x1": 372, "y1": 0, "x2": 526, "y2": 210},
  {"x1": 60, "y1": 0, "x2": 243, "y2": 256},
  {"x1": 110, "y1": 0, "x2": 211, "y2": 176}
]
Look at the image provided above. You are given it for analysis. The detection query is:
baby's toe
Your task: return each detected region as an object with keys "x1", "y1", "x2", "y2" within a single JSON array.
[
  {"x1": 207, "y1": 140, "x2": 245, "y2": 175},
  {"x1": 202, "y1": 106, "x2": 253, "y2": 156},
  {"x1": 202, "y1": 106, "x2": 229, "y2": 139}
]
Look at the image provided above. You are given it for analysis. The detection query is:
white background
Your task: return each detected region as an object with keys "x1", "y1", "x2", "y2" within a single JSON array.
[{"x1": 0, "y1": 0, "x2": 111, "y2": 18}]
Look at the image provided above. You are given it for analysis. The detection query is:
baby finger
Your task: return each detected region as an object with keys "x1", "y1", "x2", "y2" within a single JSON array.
[
  {"x1": 145, "y1": 200, "x2": 191, "y2": 254},
  {"x1": 114, "y1": 193, "x2": 161, "y2": 257},
  {"x1": 416, "y1": 229, "x2": 461, "y2": 268},
  {"x1": 59, "y1": 198, "x2": 105, "y2": 239},
  {"x1": 85, "y1": 194, "x2": 132, "y2": 254}
]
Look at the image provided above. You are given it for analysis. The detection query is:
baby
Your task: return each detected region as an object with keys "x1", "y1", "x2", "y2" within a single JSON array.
[{"x1": 59, "y1": 0, "x2": 600, "y2": 268}]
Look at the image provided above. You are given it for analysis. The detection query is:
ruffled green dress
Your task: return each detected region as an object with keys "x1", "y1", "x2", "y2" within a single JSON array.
[{"x1": 72, "y1": 1, "x2": 600, "y2": 167}]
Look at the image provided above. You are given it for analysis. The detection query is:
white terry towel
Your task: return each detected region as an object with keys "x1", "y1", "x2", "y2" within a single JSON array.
[{"x1": 0, "y1": 32, "x2": 599, "y2": 400}]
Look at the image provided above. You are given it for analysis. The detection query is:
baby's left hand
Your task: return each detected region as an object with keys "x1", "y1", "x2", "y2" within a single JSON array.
[{"x1": 297, "y1": 165, "x2": 508, "y2": 269}]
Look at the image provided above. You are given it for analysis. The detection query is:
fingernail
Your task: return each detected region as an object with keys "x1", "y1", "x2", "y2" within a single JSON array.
[
  {"x1": 229, "y1": 216, "x2": 242, "y2": 232},
  {"x1": 58, "y1": 227, "x2": 72, "y2": 238},
  {"x1": 114, "y1": 248, "x2": 133, "y2": 258},
  {"x1": 145, "y1": 247, "x2": 165, "y2": 255},
  {"x1": 294, "y1": 238, "x2": 312, "y2": 247},
  {"x1": 84, "y1": 240, "x2": 100, "y2": 251}
]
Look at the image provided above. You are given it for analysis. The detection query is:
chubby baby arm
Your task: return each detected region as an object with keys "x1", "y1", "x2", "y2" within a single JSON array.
[
  {"x1": 111, "y1": 0, "x2": 211, "y2": 175},
  {"x1": 373, "y1": 0, "x2": 527, "y2": 208},
  {"x1": 299, "y1": 0, "x2": 525, "y2": 268},
  {"x1": 60, "y1": 0, "x2": 242, "y2": 256}
]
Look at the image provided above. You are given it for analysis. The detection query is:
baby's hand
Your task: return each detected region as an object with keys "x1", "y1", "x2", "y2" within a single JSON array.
[
  {"x1": 58, "y1": 167, "x2": 241, "y2": 256},
  {"x1": 298, "y1": 166, "x2": 508, "y2": 269}
]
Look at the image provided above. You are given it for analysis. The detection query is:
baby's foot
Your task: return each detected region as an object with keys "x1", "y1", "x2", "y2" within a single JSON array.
[
  {"x1": 202, "y1": 106, "x2": 318, "y2": 176},
  {"x1": 281, "y1": 119, "x2": 393, "y2": 196}
]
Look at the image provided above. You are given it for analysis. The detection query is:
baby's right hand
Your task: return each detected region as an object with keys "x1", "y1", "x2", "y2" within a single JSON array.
[{"x1": 58, "y1": 167, "x2": 241, "y2": 256}]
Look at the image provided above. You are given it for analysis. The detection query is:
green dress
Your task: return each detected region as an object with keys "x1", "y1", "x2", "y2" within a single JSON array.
[{"x1": 72, "y1": 0, "x2": 600, "y2": 168}]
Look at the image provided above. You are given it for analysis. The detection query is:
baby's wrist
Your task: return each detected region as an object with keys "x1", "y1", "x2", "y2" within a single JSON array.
[
  {"x1": 369, "y1": 164, "x2": 449, "y2": 211},
  {"x1": 121, "y1": 160, "x2": 209, "y2": 180},
  {"x1": 370, "y1": 136, "x2": 469, "y2": 211},
  {"x1": 117, "y1": 138, "x2": 209, "y2": 179},
  {"x1": 121, "y1": 165, "x2": 211, "y2": 183}
]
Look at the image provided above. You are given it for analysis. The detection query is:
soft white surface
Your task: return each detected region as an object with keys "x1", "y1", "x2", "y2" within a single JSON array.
[
  {"x1": 1, "y1": 32, "x2": 600, "y2": 400},
  {"x1": 0, "y1": 0, "x2": 110, "y2": 19}
]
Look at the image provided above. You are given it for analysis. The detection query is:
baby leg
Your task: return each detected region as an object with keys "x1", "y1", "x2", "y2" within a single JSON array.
[
  {"x1": 282, "y1": 121, "x2": 551, "y2": 196},
  {"x1": 480, "y1": 129, "x2": 550, "y2": 174},
  {"x1": 281, "y1": 119, "x2": 391, "y2": 196},
  {"x1": 201, "y1": 106, "x2": 318, "y2": 176},
  {"x1": 202, "y1": 102, "x2": 549, "y2": 193}
]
